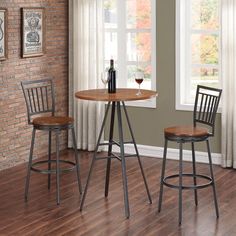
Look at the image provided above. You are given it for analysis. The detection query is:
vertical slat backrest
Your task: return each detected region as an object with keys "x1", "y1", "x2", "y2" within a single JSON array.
[
  {"x1": 193, "y1": 85, "x2": 222, "y2": 136},
  {"x1": 21, "y1": 79, "x2": 55, "y2": 124}
]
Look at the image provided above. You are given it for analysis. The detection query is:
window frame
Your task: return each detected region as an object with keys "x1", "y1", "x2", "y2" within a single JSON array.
[
  {"x1": 103, "y1": 0, "x2": 156, "y2": 108},
  {"x1": 175, "y1": 0, "x2": 221, "y2": 112}
]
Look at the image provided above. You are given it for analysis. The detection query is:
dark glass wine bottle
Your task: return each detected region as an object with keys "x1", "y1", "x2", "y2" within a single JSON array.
[{"x1": 108, "y1": 59, "x2": 116, "y2": 93}]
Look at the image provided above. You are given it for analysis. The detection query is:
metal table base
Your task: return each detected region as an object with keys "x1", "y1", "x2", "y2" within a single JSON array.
[{"x1": 79, "y1": 101, "x2": 152, "y2": 218}]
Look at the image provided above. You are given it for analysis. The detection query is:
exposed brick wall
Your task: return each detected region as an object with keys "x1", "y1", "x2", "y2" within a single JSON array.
[{"x1": 0, "y1": 0, "x2": 68, "y2": 170}]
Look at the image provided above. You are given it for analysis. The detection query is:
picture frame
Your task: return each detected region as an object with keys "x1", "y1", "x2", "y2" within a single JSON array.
[
  {"x1": 0, "y1": 8, "x2": 8, "y2": 61},
  {"x1": 21, "y1": 8, "x2": 45, "y2": 58}
]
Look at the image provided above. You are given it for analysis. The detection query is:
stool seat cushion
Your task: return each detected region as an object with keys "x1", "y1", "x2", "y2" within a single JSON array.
[
  {"x1": 164, "y1": 125, "x2": 209, "y2": 138},
  {"x1": 32, "y1": 116, "x2": 74, "y2": 127}
]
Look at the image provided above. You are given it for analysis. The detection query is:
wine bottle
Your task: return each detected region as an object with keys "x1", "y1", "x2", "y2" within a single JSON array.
[{"x1": 108, "y1": 59, "x2": 116, "y2": 93}]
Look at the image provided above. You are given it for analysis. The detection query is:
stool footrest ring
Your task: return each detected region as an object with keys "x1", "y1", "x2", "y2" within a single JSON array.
[
  {"x1": 163, "y1": 173, "x2": 213, "y2": 190},
  {"x1": 31, "y1": 160, "x2": 76, "y2": 174}
]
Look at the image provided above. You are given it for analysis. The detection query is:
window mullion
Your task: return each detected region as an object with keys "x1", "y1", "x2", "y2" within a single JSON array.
[
  {"x1": 117, "y1": 0, "x2": 127, "y2": 87},
  {"x1": 185, "y1": 0, "x2": 192, "y2": 104},
  {"x1": 192, "y1": 64, "x2": 219, "y2": 68},
  {"x1": 191, "y1": 29, "x2": 219, "y2": 35},
  {"x1": 151, "y1": 0, "x2": 156, "y2": 91}
]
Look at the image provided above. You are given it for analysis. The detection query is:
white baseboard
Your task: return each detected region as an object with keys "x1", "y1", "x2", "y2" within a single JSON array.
[{"x1": 105, "y1": 143, "x2": 222, "y2": 165}]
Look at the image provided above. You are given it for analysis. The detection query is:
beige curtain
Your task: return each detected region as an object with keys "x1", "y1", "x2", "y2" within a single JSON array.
[
  {"x1": 68, "y1": 0, "x2": 104, "y2": 151},
  {"x1": 221, "y1": 0, "x2": 236, "y2": 168}
]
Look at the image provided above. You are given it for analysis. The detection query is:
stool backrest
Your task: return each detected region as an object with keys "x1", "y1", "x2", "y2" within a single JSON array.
[
  {"x1": 193, "y1": 85, "x2": 222, "y2": 136},
  {"x1": 21, "y1": 79, "x2": 55, "y2": 124}
]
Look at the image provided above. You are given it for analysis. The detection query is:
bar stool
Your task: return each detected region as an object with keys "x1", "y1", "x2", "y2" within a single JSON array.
[
  {"x1": 21, "y1": 79, "x2": 82, "y2": 204},
  {"x1": 158, "y1": 85, "x2": 222, "y2": 225}
]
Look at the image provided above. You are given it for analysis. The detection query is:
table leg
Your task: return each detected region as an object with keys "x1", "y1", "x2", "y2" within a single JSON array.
[
  {"x1": 105, "y1": 101, "x2": 116, "y2": 197},
  {"x1": 80, "y1": 102, "x2": 111, "y2": 211},
  {"x1": 122, "y1": 101, "x2": 152, "y2": 204},
  {"x1": 117, "y1": 102, "x2": 130, "y2": 219}
]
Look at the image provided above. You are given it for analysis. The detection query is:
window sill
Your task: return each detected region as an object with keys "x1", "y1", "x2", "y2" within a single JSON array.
[
  {"x1": 175, "y1": 102, "x2": 222, "y2": 113},
  {"x1": 175, "y1": 103, "x2": 194, "y2": 112}
]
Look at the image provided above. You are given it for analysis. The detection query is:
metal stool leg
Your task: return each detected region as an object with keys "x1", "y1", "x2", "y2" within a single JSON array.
[
  {"x1": 158, "y1": 138, "x2": 168, "y2": 212},
  {"x1": 80, "y1": 102, "x2": 111, "y2": 211},
  {"x1": 122, "y1": 101, "x2": 152, "y2": 204},
  {"x1": 179, "y1": 142, "x2": 183, "y2": 225},
  {"x1": 206, "y1": 139, "x2": 219, "y2": 218},
  {"x1": 48, "y1": 131, "x2": 52, "y2": 190},
  {"x1": 105, "y1": 102, "x2": 116, "y2": 197},
  {"x1": 191, "y1": 142, "x2": 198, "y2": 206},
  {"x1": 25, "y1": 128, "x2": 36, "y2": 201},
  {"x1": 55, "y1": 130, "x2": 60, "y2": 205},
  {"x1": 117, "y1": 102, "x2": 130, "y2": 219},
  {"x1": 71, "y1": 127, "x2": 83, "y2": 194}
]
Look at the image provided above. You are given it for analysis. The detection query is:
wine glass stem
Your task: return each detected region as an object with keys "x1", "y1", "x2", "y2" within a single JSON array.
[{"x1": 139, "y1": 84, "x2": 141, "y2": 94}]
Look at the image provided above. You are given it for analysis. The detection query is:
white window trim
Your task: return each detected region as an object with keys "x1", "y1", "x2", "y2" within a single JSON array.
[
  {"x1": 176, "y1": 0, "x2": 194, "y2": 111},
  {"x1": 176, "y1": 0, "x2": 185, "y2": 111},
  {"x1": 175, "y1": 0, "x2": 221, "y2": 113},
  {"x1": 104, "y1": 0, "x2": 156, "y2": 109}
]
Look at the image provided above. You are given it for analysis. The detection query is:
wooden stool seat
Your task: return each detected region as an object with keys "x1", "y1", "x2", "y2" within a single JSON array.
[
  {"x1": 164, "y1": 126, "x2": 209, "y2": 139},
  {"x1": 33, "y1": 116, "x2": 74, "y2": 127}
]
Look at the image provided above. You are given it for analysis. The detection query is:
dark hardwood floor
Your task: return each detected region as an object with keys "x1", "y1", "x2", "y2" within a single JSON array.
[{"x1": 0, "y1": 149, "x2": 235, "y2": 236}]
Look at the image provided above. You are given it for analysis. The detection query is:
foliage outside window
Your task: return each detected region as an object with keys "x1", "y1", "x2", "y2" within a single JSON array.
[{"x1": 176, "y1": 0, "x2": 221, "y2": 110}]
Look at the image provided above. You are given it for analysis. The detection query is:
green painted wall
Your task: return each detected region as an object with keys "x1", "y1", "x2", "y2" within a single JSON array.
[{"x1": 106, "y1": 0, "x2": 221, "y2": 153}]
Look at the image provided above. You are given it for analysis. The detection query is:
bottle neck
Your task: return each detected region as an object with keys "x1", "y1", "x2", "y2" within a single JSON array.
[{"x1": 110, "y1": 59, "x2": 114, "y2": 69}]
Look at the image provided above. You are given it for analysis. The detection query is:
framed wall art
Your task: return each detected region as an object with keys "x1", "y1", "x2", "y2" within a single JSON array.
[
  {"x1": 0, "y1": 8, "x2": 7, "y2": 61},
  {"x1": 21, "y1": 8, "x2": 45, "y2": 58}
]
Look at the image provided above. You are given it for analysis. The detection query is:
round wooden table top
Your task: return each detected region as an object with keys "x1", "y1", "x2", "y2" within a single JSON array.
[{"x1": 75, "y1": 88, "x2": 158, "y2": 102}]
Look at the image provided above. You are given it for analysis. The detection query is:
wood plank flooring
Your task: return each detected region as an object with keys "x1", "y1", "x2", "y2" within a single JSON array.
[{"x1": 0, "y1": 149, "x2": 236, "y2": 236}]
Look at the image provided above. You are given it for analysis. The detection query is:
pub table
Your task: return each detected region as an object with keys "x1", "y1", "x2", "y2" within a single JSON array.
[{"x1": 75, "y1": 88, "x2": 157, "y2": 218}]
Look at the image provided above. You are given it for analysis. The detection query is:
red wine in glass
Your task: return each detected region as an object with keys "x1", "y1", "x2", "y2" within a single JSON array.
[
  {"x1": 135, "y1": 78, "x2": 143, "y2": 84},
  {"x1": 135, "y1": 72, "x2": 144, "y2": 95}
]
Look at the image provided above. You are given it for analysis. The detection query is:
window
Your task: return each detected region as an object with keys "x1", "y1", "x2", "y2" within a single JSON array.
[
  {"x1": 103, "y1": 0, "x2": 156, "y2": 108},
  {"x1": 176, "y1": 0, "x2": 221, "y2": 111}
]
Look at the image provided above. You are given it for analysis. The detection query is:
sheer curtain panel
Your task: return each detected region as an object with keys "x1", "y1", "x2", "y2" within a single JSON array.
[
  {"x1": 221, "y1": 0, "x2": 236, "y2": 168},
  {"x1": 69, "y1": 0, "x2": 104, "y2": 151}
]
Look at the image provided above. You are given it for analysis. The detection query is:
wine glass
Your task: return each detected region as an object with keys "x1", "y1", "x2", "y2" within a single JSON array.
[
  {"x1": 135, "y1": 71, "x2": 144, "y2": 95},
  {"x1": 101, "y1": 72, "x2": 109, "y2": 93}
]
